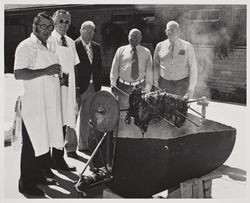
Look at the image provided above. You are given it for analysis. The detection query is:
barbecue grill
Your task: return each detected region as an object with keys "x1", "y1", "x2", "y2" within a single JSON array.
[{"x1": 74, "y1": 89, "x2": 236, "y2": 198}]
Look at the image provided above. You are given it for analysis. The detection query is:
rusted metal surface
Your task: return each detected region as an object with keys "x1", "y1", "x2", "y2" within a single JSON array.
[
  {"x1": 89, "y1": 91, "x2": 119, "y2": 133},
  {"x1": 104, "y1": 115, "x2": 236, "y2": 197},
  {"x1": 87, "y1": 91, "x2": 236, "y2": 198}
]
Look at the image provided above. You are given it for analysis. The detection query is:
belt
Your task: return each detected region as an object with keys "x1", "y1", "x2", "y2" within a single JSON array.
[
  {"x1": 160, "y1": 76, "x2": 189, "y2": 82},
  {"x1": 118, "y1": 78, "x2": 144, "y2": 86}
]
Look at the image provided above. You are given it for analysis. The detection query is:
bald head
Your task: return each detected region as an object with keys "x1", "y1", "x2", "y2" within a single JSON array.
[
  {"x1": 80, "y1": 21, "x2": 95, "y2": 44},
  {"x1": 165, "y1": 21, "x2": 180, "y2": 42},
  {"x1": 80, "y1": 21, "x2": 95, "y2": 30},
  {"x1": 166, "y1": 21, "x2": 179, "y2": 29},
  {"x1": 128, "y1": 28, "x2": 142, "y2": 47}
]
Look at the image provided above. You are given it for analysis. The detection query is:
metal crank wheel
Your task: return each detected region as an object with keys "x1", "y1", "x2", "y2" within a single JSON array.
[{"x1": 89, "y1": 90, "x2": 120, "y2": 133}]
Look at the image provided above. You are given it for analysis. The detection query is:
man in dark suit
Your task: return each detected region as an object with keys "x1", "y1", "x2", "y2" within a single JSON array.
[{"x1": 75, "y1": 21, "x2": 102, "y2": 151}]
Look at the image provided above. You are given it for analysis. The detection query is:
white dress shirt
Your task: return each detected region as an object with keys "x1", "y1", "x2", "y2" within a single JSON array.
[
  {"x1": 110, "y1": 44, "x2": 153, "y2": 88},
  {"x1": 154, "y1": 38, "x2": 197, "y2": 91}
]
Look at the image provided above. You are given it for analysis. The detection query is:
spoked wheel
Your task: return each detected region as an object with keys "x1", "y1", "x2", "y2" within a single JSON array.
[{"x1": 89, "y1": 90, "x2": 120, "y2": 133}]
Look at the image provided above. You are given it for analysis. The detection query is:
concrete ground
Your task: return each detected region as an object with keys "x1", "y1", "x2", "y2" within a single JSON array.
[{"x1": 1, "y1": 74, "x2": 248, "y2": 200}]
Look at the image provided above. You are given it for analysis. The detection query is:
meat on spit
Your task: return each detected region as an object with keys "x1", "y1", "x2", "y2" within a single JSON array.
[{"x1": 125, "y1": 86, "x2": 188, "y2": 134}]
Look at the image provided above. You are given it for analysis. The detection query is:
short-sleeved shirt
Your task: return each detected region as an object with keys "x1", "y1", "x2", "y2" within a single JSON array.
[
  {"x1": 14, "y1": 33, "x2": 64, "y2": 156},
  {"x1": 14, "y1": 33, "x2": 54, "y2": 70}
]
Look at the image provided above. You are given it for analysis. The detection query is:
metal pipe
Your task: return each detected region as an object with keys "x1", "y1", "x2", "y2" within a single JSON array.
[
  {"x1": 175, "y1": 110, "x2": 200, "y2": 127},
  {"x1": 111, "y1": 85, "x2": 130, "y2": 97},
  {"x1": 186, "y1": 98, "x2": 205, "y2": 103},
  {"x1": 187, "y1": 96, "x2": 207, "y2": 104},
  {"x1": 120, "y1": 108, "x2": 129, "y2": 111},
  {"x1": 158, "y1": 115, "x2": 177, "y2": 128},
  {"x1": 79, "y1": 132, "x2": 108, "y2": 177},
  {"x1": 188, "y1": 106, "x2": 205, "y2": 118}
]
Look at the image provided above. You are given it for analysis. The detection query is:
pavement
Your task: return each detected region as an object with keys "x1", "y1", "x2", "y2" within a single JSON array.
[{"x1": 1, "y1": 74, "x2": 249, "y2": 200}]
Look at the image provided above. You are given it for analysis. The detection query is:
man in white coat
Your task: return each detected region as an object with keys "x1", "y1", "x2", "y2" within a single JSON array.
[
  {"x1": 14, "y1": 12, "x2": 63, "y2": 196},
  {"x1": 49, "y1": 9, "x2": 79, "y2": 169}
]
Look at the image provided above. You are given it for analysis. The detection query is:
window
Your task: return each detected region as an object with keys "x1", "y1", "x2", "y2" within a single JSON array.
[
  {"x1": 189, "y1": 9, "x2": 220, "y2": 22},
  {"x1": 112, "y1": 12, "x2": 155, "y2": 24},
  {"x1": 232, "y1": 8, "x2": 246, "y2": 46},
  {"x1": 113, "y1": 13, "x2": 130, "y2": 24},
  {"x1": 111, "y1": 12, "x2": 155, "y2": 44},
  {"x1": 187, "y1": 7, "x2": 246, "y2": 47}
]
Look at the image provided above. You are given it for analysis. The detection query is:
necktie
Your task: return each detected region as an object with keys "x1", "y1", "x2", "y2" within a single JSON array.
[
  {"x1": 131, "y1": 46, "x2": 139, "y2": 80},
  {"x1": 85, "y1": 45, "x2": 93, "y2": 64},
  {"x1": 169, "y1": 42, "x2": 175, "y2": 59},
  {"x1": 61, "y1": 36, "x2": 68, "y2": 47}
]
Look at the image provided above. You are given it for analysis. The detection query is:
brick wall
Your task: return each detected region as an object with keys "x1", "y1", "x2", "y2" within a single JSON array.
[
  {"x1": 100, "y1": 44, "x2": 246, "y2": 100},
  {"x1": 194, "y1": 46, "x2": 246, "y2": 99}
]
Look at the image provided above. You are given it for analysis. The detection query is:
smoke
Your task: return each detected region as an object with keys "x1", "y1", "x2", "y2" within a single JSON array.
[
  {"x1": 133, "y1": 5, "x2": 244, "y2": 100},
  {"x1": 185, "y1": 20, "x2": 235, "y2": 99}
]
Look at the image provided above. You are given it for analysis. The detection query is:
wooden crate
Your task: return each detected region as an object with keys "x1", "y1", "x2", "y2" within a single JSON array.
[{"x1": 167, "y1": 169, "x2": 222, "y2": 198}]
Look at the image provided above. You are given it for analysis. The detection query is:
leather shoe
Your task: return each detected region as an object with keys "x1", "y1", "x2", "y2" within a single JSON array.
[
  {"x1": 19, "y1": 179, "x2": 44, "y2": 197},
  {"x1": 52, "y1": 159, "x2": 77, "y2": 171},
  {"x1": 67, "y1": 151, "x2": 79, "y2": 159},
  {"x1": 56, "y1": 164, "x2": 77, "y2": 172},
  {"x1": 42, "y1": 168, "x2": 56, "y2": 178},
  {"x1": 52, "y1": 149, "x2": 77, "y2": 171},
  {"x1": 79, "y1": 149, "x2": 90, "y2": 155},
  {"x1": 38, "y1": 177, "x2": 58, "y2": 185}
]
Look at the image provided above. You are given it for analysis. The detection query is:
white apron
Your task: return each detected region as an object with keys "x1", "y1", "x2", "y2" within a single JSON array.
[
  {"x1": 56, "y1": 46, "x2": 77, "y2": 128},
  {"x1": 21, "y1": 50, "x2": 64, "y2": 157}
]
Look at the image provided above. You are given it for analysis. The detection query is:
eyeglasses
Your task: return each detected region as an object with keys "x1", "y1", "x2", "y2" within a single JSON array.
[
  {"x1": 58, "y1": 19, "x2": 70, "y2": 24},
  {"x1": 37, "y1": 24, "x2": 54, "y2": 32}
]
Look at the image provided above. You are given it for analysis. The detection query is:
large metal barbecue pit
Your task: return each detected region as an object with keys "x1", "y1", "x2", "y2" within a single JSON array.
[{"x1": 74, "y1": 88, "x2": 236, "y2": 198}]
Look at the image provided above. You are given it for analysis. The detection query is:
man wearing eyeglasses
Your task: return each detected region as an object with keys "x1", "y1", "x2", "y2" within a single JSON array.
[
  {"x1": 49, "y1": 9, "x2": 80, "y2": 170},
  {"x1": 14, "y1": 12, "x2": 63, "y2": 196},
  {"x1": 75, "y1": 21, "x2": 103, "y2": 152}
]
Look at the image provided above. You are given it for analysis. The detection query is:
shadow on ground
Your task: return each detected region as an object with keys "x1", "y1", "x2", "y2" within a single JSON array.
[{"x1": 218, "y1": 164, "x2": 247, "y2": 182}]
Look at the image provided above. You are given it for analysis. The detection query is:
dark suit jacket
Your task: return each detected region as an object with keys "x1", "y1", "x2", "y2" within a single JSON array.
[{"x1": 75, "y1": 37, "x2": 102, "y2": 94}]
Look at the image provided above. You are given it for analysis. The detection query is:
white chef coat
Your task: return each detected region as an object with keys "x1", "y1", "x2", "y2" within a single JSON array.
[
  {"x1": 14, "y1": 33, "x2": 64, "y2": 157},
  {"x1": 49, "y1": 31, "x2": 80, "y2": 128}
]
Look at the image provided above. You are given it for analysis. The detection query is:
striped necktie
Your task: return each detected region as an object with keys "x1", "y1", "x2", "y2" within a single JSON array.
[
  {"x1": 169, "y1": 42, "x2": 175, "y2": 59},
  {"x1": 61, "y1": 36, "x2": 68, "y2": 47},
  {"x1": 85, "y1": 45, "x2": 93, "y2": 64},
  {"x1": 131, "y1": 46, "x2": 139, "y2": 80}
]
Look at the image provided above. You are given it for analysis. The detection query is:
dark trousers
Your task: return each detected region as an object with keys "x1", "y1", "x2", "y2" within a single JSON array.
[
  {"x1": 51, "y1": 126, "x2": 66, "y2": 161},
  {"x1": 63, "y1": 125, "x2": 66, "y2": 140},
  {"x1": 159, "y1": 76, "x2": 189, "y2": 97},
  {"x1": 78, "y1": 83, "x2": 96, "y2": 150},
  {"x1": 20, "y1": 121, "x2": 52, "y2": 186},
  {"x1": 52, "y1": 125, "x2": 67, "y2": 155}
]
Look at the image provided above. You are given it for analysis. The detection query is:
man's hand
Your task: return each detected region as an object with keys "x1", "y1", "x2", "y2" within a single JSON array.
[
  {"x1": 59, "y1": 73, "x2": 69, "y2": 86},
  {"x1": 183, "y1": 89, "x2": 194, "y2": 101},
  {"x1": 45, "y1": 63, "x2": 61, "y2": 76}
]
